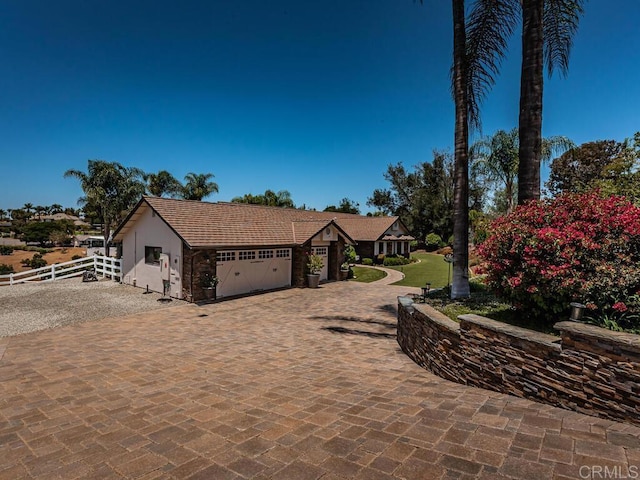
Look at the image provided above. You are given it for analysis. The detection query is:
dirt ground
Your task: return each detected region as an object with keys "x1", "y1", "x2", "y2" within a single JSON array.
[{"x1": 0, "y1": 247, "x2": 87, "y2": 272}]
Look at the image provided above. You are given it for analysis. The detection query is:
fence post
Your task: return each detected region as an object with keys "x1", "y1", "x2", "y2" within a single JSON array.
[
  {"x1": 9, "y1": 272, "x2": 13, "y2": 286},
  {"x1": 51, "y1": 264, "x2": 56, "y2": 281}
]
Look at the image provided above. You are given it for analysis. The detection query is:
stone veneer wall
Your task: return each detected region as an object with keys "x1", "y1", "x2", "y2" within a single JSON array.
[
  {"x1": 397, "y1": 297, "x2": 640, "y2": 425},
  {"x1": 292, "y1": 244, "x2": 308, "y2": 288},
  {"x1": 182, "y1": 248, "x2": 217, "y2": 303}
]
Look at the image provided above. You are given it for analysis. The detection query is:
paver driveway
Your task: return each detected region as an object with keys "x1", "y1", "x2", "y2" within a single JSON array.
[{"x1": 1, "y1": 282, "x2": 639, "y2": 479}]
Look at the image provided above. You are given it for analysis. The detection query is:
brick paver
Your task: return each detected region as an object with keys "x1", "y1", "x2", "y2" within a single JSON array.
[{"x1": 1, "y1": 282, "x2": 639, "y2": 479}]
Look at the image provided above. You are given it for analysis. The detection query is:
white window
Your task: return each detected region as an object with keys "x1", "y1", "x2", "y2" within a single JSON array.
[
  {"x1": 238, "y1": 251, "x2": 256, "y2": 261},
  {"x1": 313, "y1": 247, "x2": 327, "y2": 256},
  {"x1": 258, "y1": 250, "x2": 274, "y2": 259},
  {"x1": 216, "y1": 251, "x2": 235, "y2": 262},
  {"x1": 276, "y1": 249, "x2": 290, "y2": 258}
]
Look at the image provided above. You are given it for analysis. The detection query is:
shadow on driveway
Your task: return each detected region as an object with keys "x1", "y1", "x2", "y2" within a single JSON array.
[{"x1": 321, "y1": 325, "x2": 396, "y2": 339}]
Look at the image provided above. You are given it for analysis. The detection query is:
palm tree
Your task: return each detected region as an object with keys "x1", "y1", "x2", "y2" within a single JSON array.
[
  {"x1": 50, "y1": 203, "x2": 63, "y2": 214},
  {"x1": 414, "y1": 0, "x2": 519, "y2": 298},
  {"x1": 147, "y1": 170, "x2": 183, "y2": 197},
  {"x1": 263, "y1": 190, "x2": 295, "y2": 208},
  {"x1": 65, "y1": 160, "x2": 146, "y2": 256},
  {"x1": 450, "y1": 0, "x2": 471, "y2": 299},
  {"x1": 518, "y1": 0, "x2": 585, "y2": 203},
  {"x1": 22, "y1": 203, "x2": 33, "y2": 220},
  {"x1": 181, "y1": 173, "x2": 219, "y2": 201},
  {"x1": 472, "y1": 128, "x2": 573, "y2": 214},
  {"x1": 34, "y1": 205, "x2": 46, "y2": 221}
]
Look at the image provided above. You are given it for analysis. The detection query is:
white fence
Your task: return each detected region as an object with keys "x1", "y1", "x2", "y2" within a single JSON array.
[{"x1": 0, "y1": 255, "x2": 121, "y2": 286}]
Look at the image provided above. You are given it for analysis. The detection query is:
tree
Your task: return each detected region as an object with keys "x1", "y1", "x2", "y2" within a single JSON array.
[
  {"x1": 10, "y1": 208, "x2": 28, "y2": 224},
  {"x1": 324, "y1": 198, "x2": 360, "y2": 214},
  {"x1": 367, "y1": 152, "x2": 455, "y2": 243},
  {"x1": 0, "y1": 209, "x2": 6, "y2": 221},
  {"x1": 50, "y1": 204, "x2": 63, "y2": 214},
  {"x1": 146, "y1": 170, "x2": 183, "y2": 198},
  {"x1": 450, "y1": 0, "x2": 471, "y2": 298},
  {"x1": 472, "y1": 128, "x2": 573, "y2": 214},
  {"x1": 231, "y1": 189, "x2": 295, "y2": 208},
  {"x1": 21, "y1": 221, "x2": 62, "y2": 245},
  {"x1": 34, "y1": 205, "x2": 46, "y2": 221},
  {"x1": 547, "y1": 137, "x2": 640, "y2": 201},
  {"x1": 180, "y1": 172, "x2": 218, "y2": 201},
  {"x1": 22, "y1": 203, "x2": 33, "y2": 219},
  {"x1": 517, "y1": 0, "x2": 585, "y2": 204},
  {"x1": 262, "y1": 190, "x2": 294, "y2": 208},
  {"x1": 64, "y1": 160, "x2": 146, "y2": 256}
]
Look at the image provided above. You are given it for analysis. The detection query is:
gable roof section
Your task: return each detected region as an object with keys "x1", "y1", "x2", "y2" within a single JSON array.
[
  {"x1": 113, "y1": 197, "x2": 356, "y2": 248},
  {"x1": 332, "y1": 216, "x2": 400, "y2": 242}
]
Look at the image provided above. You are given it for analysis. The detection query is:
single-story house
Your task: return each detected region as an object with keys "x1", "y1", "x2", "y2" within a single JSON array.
[
  {"x1": 112, "y1": 197, "x2": 413, "y2": 302},
  {"x1": 40, "y1": 213, "x2": 91, "y2": 228}
]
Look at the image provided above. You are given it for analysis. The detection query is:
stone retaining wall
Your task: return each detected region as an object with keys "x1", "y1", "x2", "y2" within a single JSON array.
[{"x1": 397, "y1": 297, "x2": 640, "y2": 425}]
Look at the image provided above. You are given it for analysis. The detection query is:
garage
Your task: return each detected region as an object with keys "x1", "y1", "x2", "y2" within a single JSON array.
[{"x1": 215, "y1": 248, "x2": 292, "y2": 298}]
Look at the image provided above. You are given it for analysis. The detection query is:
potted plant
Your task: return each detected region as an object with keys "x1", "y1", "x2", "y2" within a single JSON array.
[
  {"x1": 306, "y1": 253, "x2": 324, "y2": 288},
  {"x1": 341, "y1": 245, "x2": 356, "y2": 280},
  {"x1": 200, "y1": 272, "x2": 219, "y2": 299}
]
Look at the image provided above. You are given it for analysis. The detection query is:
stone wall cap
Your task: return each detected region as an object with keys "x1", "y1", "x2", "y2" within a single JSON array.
[
  {"x1": 555, "y1": 321, "x2": 640, "y2": 353},
  {"x1": 397, "y1": 296, "x2": 415, "y2": 314},
  {"x1": 459, "y1": 314, "x2": 561, "y2": 349}
]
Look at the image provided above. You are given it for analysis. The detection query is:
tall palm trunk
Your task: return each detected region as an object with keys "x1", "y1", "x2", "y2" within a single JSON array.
[
  {"x1": 451, "y1": 0, "x2": 470, "y2": 299},
  {"x1": 518, "y1": 0, "x2": 544, "y2": 204}
]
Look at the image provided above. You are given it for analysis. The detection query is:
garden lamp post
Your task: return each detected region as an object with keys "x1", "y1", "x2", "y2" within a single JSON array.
[
  {"x1": 443, "y1": 253, "x2": 453, "y2": 287},
  {"x1": 569, "y1": 302, "x2": 586, "y2": 322}
]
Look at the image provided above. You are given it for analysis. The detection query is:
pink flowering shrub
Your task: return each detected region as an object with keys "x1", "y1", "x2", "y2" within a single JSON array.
[{"x1": 478, "y1": 192, "x2": 640, "y2": 327}]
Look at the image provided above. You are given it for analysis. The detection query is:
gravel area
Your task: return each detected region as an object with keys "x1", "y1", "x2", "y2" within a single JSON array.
[{"x1": 0, "y1": 277, "x2": 187, "y2": 337}]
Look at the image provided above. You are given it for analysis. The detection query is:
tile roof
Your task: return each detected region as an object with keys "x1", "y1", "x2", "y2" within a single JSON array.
[{"x1": 113, "y1": 197, "x2": 413, "y2": 248}]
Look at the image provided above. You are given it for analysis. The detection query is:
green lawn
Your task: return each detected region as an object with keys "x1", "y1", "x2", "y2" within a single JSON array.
[
  {"x1": 388, "y1": 252, "x2": 452, "y2": 288},
  {"x1": 349, "y1": 266, "x2": 387, "y2": 283}
]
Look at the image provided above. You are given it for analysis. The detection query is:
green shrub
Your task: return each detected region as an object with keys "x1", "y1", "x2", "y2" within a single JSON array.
[
  {"x1": 0, "y1": 263, "x2": 14, "y2": 275},
  {"x1": 0, "y1": 245, "x2": 13, "y2": 255},
  {"x1": 362, "y1": 258, "x2": 374, "y2": 266},
  {"x1": 375, "y1": 254, "x2": 385, "y2": 264},
  {"x1": 71, "y1": 254, "x2": 83, "y2": 260},
  {"x1": 21, "y1": 252, "x2": 48, "y2": 269},
  {"x1": 343, "y1": 245, "x2": 357, "y2": 264},
  {"x1": 425, "y1": 233, "x2": 443, "y2": 251},
  {"x1": 479, "y1": 192, "x2": 640, "y2": 328},
  {"x1": 383, "y1": 256, "x2": 410, "y2": 266}
]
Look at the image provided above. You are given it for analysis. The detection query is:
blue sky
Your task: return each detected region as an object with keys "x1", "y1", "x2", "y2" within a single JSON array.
[{"x1": 1, "y1": 1, "x2": 638, "y2": 213}]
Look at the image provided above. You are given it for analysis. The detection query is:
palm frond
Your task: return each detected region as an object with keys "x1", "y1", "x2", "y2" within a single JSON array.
[
  {"x1": 465, "y1": 0, "x2": 519, "y2": 131},
  {"x1": 541, "y1": 135, "x2": 575, "y2": 162},
  {"x1": 543, "y1": 0, "x2": 585, "y2": 77}
]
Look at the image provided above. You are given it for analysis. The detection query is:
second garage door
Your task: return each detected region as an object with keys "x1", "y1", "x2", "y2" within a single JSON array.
[{"x1": 216, "y1": 249, "x2": 292, "y2": 298}]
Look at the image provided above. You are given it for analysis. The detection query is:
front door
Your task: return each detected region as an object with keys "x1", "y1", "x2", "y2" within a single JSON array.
[{"x1": 311, "y1": 246, "x2": 329, "y2": 281}]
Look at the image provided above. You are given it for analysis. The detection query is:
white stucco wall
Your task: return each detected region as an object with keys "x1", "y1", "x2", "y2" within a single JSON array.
[{"x1": 121, "y1": 207, "x2": 183, "y2": 298}]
